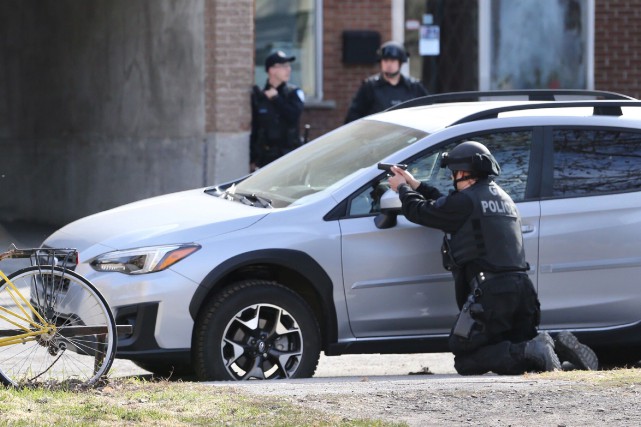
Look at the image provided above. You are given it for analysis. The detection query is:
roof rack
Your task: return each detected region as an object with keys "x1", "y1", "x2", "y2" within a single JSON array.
[
  {"x1": 451, "y1": 100, "x2": 641, "y2": 126},
  {"x1": 386, "y1": 89, "x2": 635, "y2": 112}
]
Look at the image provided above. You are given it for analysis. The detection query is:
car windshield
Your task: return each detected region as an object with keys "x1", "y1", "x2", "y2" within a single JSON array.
[{"x1": 231, "y1": 120, "x2": 427, "y2": 207}]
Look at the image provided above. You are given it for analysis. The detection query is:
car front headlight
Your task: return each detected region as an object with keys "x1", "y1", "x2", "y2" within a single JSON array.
[{"x1": 89, "y1": 244, "x2": 201, "y2": 275}]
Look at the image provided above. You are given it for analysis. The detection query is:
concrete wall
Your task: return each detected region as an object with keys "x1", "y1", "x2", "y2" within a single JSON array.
[
  {"x1": 0, "y1": 0, "x2": 250, "y2": 226},
  {"x1": 5, "y1": 0, "x2": 640, "y2": 227},
  {"x1": 203, "y1": 0, "x2": 254, "y2": 183}
]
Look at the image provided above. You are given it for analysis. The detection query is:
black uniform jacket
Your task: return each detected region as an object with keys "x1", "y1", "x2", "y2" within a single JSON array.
[
  {"x1": 344, "y1": 73, "x2": 428, "y2": 123},
  {"x1": 250, "y1": 81, "x2": 304, "y2": 166},
  {"x1": 398, "y1": 178, "x2": 528, "y2": 308},
  {"x1": 397, "y1": 181, "x2": 476, "y2": 308}
]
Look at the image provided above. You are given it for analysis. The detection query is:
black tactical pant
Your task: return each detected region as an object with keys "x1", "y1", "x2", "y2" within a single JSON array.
[{"x1": 448, "y1": 273, "x2": 540, "y2": 375}]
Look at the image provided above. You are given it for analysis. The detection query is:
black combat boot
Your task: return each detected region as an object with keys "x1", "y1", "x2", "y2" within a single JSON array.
[
  {"x1": 533, "y1": 331, "x2": 555, "y2": 348},
  {"x1": 554, "y1": 331, "x2": 599, "y2": 371},
  {"x1": 524, "y1": 338, "x2": 562, "y2": 372}
]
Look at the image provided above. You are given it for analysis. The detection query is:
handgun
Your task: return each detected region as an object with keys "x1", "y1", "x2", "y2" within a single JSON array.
[{"x1": 377, "y1": 163, "x2": 408, "y2": 173}]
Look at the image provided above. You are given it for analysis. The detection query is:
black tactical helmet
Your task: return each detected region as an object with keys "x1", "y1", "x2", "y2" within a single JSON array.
[
  {"x1": 377, "y1": 41, "x2": 408, "y2": 63},
  {"x1": 440, "y1": 141, "x2": 501, "y2": 177}
]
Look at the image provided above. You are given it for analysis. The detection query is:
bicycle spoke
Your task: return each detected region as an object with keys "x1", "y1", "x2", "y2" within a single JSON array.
[{"x1": 0, "y1": 265, "x2": 116, "y2": 387}]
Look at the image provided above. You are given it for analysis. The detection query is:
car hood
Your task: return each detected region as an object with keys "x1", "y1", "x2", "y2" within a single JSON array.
[{"x1": 44, "y1": 188, "x2": 269, "y2": 253}]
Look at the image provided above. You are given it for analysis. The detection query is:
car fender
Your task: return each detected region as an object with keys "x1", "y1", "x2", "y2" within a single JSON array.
[{"x1": 188, "y1": 249, "x2": 338, "y2": 346}]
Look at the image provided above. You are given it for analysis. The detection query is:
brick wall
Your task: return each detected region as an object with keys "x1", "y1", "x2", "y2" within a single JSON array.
[
  {"x1": 204, "y1": 0, "x2": 393, "y2": 143},
  {"x1": 204, "y1": 0, "x2": 641, "y2": 143},
  {"x1": 302, "y1": 0, "x2": 392, "y2": 140},
  {"x1": 594, "y1": 0, "x2": 641, "y2": 99},
  {"x1": 204, "y1": 0, "x2": 254, "y2": 133}
]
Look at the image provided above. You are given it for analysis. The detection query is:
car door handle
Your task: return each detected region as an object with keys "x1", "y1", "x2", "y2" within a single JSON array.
[{"x1": 521, "y1": 224, "x2": 535, "y2": 234}]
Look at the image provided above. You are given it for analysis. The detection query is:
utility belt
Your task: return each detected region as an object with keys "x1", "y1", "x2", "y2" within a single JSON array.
[{"x1": 469, "y1": 270, "x2": 528, "y2": 290}]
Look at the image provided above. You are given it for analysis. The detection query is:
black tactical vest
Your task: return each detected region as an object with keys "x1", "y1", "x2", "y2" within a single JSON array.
[
  {"x1": 252, "y1": 84, "x2": 301, "y2": 152},
  {"x1": 364, "y1": 75, "x2": 427, "y2": 114},
  {"x1": 446, "y1": 180, "x2": 528, "y2": 272}
]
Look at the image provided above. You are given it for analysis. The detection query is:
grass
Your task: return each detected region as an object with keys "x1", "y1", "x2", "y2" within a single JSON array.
[
  {"x1": 0, "y1": 368, "x2": 639, "y2": 426},
  {"x1": 0, "y1": 377, "x2": 402, "y2": 427},
  {"x1": 539, "y1": 366, "x2": 641, "y2": 387}
]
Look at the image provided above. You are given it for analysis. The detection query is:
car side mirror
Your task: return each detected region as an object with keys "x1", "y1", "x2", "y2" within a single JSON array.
[{"x1": 374, "y1": 189, "x2": 402, "y2": 229}]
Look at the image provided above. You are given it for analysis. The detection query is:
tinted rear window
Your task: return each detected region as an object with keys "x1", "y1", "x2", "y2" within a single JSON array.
[{"x1": 552, "y1": 129, "x2": 641, "y2": 197}]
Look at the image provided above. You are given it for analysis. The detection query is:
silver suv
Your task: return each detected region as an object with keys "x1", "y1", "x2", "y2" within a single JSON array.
[{"x1": 44, "y1": 90, "x2": 641, "y2": 379}]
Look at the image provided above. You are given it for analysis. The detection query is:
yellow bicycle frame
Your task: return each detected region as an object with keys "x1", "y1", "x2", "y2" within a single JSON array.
[{"x1": 0, "y1": 270, "x2": 55, "y2": 347}]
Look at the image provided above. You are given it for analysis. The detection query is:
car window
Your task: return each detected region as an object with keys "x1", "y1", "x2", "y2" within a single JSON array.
[
  {"x1": 552, "y1": 128, "x2": 641, "y2": 197},
  {"x1": 474, "y1": 131, "x2": 533, "y2": 202},
  {"x1": 408, "y1": 131, "x2": 532, "y2": 201},
  {"x1": 347, "y1": 130, "x2": 533, "y2": 217},
  {"x1": 234, "y1": 120, "x2": 426, "y2": 208}
]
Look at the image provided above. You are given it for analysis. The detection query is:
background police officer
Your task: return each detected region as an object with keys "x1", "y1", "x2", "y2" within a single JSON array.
[
  {"x1": 250, "y1": 51, "x2": 305, "y2": 172},
  {"x1": 388, "y1": 141, "x2": 597, "y2": 374},
  {"x1": 344, "y1": 41, "x2": 428, "y2": 123}
]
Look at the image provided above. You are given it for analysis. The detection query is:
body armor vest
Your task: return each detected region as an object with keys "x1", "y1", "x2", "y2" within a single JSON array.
[
  {"x1": 253, "y1": 84, "x2": 300, "y2": 153},
  {"x1": 446, "y1": 180, "x2": 528, "y2": 272},
  {"x1": 364, "y1": 75, "x2": 426, "y2": 114}
]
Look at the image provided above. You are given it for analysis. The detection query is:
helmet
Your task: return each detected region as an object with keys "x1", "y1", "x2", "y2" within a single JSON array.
[
  {"x1": 440, "y1": 141, "x2": 501, "y2": 177},
  {"x1": 377, "y1": 41, "x2": 408, "y2": 63}
]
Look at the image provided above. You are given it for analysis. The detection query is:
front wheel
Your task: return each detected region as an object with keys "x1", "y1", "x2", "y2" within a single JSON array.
[
  {"x1": 193, "y1": 280, "x2": 321, "y2": 381},
  {"x1": 0, "y1": 266, "x2": 117, "y2": 387}
]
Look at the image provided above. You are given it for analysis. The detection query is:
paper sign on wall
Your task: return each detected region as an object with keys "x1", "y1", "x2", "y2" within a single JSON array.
[{"x1": 419, "y1": 25, "x2": 440, "y2": 56}]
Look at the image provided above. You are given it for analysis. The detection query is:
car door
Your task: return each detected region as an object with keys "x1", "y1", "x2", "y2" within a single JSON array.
[
  {"x1": 339, "y1": 129, "x2": 539, "y2": 338},
  {"x1": 537, "y1": 127, "x2": 641, "y2": 329}
]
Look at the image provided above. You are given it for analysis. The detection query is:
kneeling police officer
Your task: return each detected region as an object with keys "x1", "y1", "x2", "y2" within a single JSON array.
[{"x1": 388, "y1": 141, "x2": 598, "y2": 374}]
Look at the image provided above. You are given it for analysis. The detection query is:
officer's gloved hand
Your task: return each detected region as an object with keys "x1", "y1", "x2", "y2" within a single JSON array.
[{"x1": 265, "y1": 87, "x2": 278, "y2": 99}]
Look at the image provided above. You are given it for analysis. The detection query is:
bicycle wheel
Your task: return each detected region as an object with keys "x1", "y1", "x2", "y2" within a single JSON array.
[{"x1": 0, "y1": 266, "x2": 116, "y2": 387}]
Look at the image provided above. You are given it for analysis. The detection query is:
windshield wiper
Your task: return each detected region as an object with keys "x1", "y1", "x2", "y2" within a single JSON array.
[{"x1": 233, "y1": 192, "x2": 273, "y2": 208}]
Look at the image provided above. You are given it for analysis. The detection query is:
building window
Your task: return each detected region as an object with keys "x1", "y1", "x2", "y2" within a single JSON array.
[
  {"x1": 479, "y1": 0, "x2": 593, "y2": 90},
  {"x1": 254, "y1": 0, "x2": 322, "y2": 100}
]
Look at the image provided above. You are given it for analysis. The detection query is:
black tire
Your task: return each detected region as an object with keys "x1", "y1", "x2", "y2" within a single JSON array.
[
  {"x1": 0, "y1": 266, "x2": 117, "y2": 387},
  {"x1": 193, "y1": 280, "x2": 321, "y2": 381}
]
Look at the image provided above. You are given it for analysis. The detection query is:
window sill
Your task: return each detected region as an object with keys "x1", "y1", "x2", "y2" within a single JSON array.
[{"x1": 304, "y1": 99, "x2": 337, "y2": 110}]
